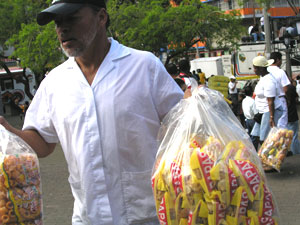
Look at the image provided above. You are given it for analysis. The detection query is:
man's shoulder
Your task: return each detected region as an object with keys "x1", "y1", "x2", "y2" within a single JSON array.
[
  {"x1": 44, "y1": 59, "x2": 72, "y2": 81},
  {"x1": 125, "y1": 46, "x2": 157, "y2": 62}
]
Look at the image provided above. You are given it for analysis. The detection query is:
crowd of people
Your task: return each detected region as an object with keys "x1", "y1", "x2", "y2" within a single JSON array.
[
  {"x1": 232, "y1": 53, "x2": 300, "y2": 156},
  {"x1": 166, "y1": 52, "x2": 300, "y2": 158}
]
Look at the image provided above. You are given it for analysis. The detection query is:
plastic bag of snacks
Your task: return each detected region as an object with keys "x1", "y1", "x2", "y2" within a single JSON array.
[
  {"x1": 152, "y1": 87, "x2": 280, "y2": 225},
  {"x1": 258, "y1": 127, "x2": 293, "y2": 172},
  {"x1": 0, "y1": 125, "x2": 42, "y2": 224}
]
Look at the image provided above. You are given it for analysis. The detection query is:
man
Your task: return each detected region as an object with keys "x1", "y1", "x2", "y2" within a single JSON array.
[
  {"x1": 250, "y1": 23, "x2": 264, "y2": 42},
  {"x1": 178, "y1": 59, "x2": 197, "y2": 88},
  {"x1": 228, "y1": 75, "x2": 238, "y2": 116},
  {"x1": 286, "y1": 81, "x2": 300, "y2": 155},
  {"x1": 250, "y1": 56, "x2": 283, "y2": 145},
  {"x1": 242, "y1": 85, "x2": 259, "y2": 149},
  {"x1": 165, "y1": 63, "x2": 178, "y2": 79},
  {"x1": 267, "y1": 52, "x2": 290, "y2": 128},
  {"x1": 197, "y1": 68, "x2": 205, "y2": 85},
  {"x1": 0, "y1": 1, "x2": 183, "y2": 224}
]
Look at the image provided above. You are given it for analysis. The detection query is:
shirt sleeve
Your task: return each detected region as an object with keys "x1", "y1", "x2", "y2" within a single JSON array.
[
  {"x1": 280, "y1": 70, "x2": 291, "y2": 88},
  {"x1": 23, "y1": 79, "x2": 59, "y2": 143},
  {"x1": 152, "y1": 57, "x2": 184, "y2": 121}
]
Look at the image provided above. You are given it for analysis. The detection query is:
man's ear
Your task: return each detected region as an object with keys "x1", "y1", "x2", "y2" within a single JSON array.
[{"x1": 97, "y1": 8, "x2": 108, "y2": 27}]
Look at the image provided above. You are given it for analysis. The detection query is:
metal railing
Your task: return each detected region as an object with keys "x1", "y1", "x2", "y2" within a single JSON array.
[{"x1": 213, "y1": 0, "x2": 300, "y2": 12}]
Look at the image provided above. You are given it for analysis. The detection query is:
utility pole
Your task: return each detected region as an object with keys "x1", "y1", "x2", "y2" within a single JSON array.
[
  {"x1": 0, "y1": 86, "x2": 3, "y2": 116},
  {"x1": 286, "y1": 47, "x2": 292, "y2": 78},
  {"x1": 263, "y1": 6, "x2": 271, "y2": 58}
]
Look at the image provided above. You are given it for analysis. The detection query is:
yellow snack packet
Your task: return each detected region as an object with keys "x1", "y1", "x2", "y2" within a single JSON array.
[
  {"x1": 201, "y1": 136, "x2": 223, "y2": 162},
  {"x1": 188, "y1": 200, "x2": 209, "y2": 225},
  {"x1": 210, "y1": 161, "x2": 239, "y2": 207},
  {"x1": 157, "y1": 192, "x2": 176, "y2": 225},
  {"x1": 247, "y1": 184, "x2": 275, "y2": 218},
  {"x1": 175, "y1": 192, "x2": 191, "y2": 225},
  {"x1": 204, "y1": 194, "x2": 226, "y2": 225},
  {"x1": 190, "y1": 148, "x2": 215, "y2": 195},
  {"x1": 226, "y1": 186, "x2": 249, "y2": 224},
  {"x1": 152, "y1": 161, "x2": 167, "y2": 210},
  {"x1": 229, "y1": 159, "x2": 262, "y2": 202},
  {"x1": 221, "y1": 141, "x2": 250, "y2": 162},
  {"x1": 182, "y1": 171, "x2": 204, "y2": 210}
]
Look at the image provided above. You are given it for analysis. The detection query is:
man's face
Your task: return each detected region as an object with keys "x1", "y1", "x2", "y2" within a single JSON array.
[
  {"x1": 277, "y1": 58, "x2": 282, "y2": 67},
  {"x1": 54, "y1": 6, "x2": 102, "y2": 57},
  {"x1": 253, "y1": 65, "x2": 264, "y2": 75}
]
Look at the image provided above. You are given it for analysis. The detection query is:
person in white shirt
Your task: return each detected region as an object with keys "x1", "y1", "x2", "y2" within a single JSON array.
[
  {"x1": 260, "y1": 16, "x2": 264, "y2": 32},
  {"x1": 267, "y1": 52, "x2": 290, "y2": 128},
  {"x1": 250, "y1": 56, "x2": 283, "y2": 145},
  {"x1": 178, "y1": 59, "x2": 198, "y2": 89},
  {"x1": 242, "y1": 85, "x2": 259, "y2": 149},
  {"x1": 0, "y1": 1, "x2": 183, "y2": 224},
  {"x1": 228, "y1": 75, "x2": 239, "y2": 116}
]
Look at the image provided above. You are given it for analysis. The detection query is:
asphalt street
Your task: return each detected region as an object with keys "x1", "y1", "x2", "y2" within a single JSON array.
[{"x1": 3, "y1": 113, "x2": 300, "y2": 225}]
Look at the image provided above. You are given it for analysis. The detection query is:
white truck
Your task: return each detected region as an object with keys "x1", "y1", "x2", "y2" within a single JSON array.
[{"x1": 0, "y1": 66, "x2": 36, "y2": 115}]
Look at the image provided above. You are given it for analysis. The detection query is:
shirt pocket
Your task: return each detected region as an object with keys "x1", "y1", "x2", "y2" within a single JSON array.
[{"x1": 121, "y1": 169, "x2": 157, "y2": 224}]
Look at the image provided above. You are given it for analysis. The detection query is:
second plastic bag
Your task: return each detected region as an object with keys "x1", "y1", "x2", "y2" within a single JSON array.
[
  {"x1": 0, "y1": 125, "x2": 42, "y2": 224},
  {"x1": 258, "y1": 127, "x2": 293, "y2": 172},
  {"x1": 152, "y1": 87, "x2": 279, "y2": 225}
]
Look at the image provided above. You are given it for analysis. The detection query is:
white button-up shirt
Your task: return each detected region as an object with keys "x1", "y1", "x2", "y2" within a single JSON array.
[
  {"x1": 242, "y1": 96, "x2": 258, "y2": 120},
  {"x1": 267, "y1": 66, "x2": 290, "y2": 96},
  {"x1": 23, "y1": 38, "x2": 183, "y2": 225},
  {"x1": 254, "y1": 74, "x2": 281, "y2": 113}
]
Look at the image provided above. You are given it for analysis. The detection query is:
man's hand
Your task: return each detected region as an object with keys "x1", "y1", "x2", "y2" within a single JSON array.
[
  {"x1": 0, "y1": 116, "x2": 7, "y2": 126},
  {"x1": 183, "y1": 88, "x2": 192, "y2": 99},
  {"x1": 269, "y1": 116, "x2": 275, "y2": 128},
  {"x1": 0, "y1": 116, "x2": 14, "y2": 133},
  {"x1": 0, "y1": 116, "x2": 56, "y2": 158}
]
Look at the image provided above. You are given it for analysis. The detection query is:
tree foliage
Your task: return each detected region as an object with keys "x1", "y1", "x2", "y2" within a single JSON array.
[
  {"x1": 0, "y1": 0, "x2": 63, "y2": 87},
  {"x1": 0, "y1": 0, "x2": 246, "y2": 88},
  {"x1": 108, "y1": 0, "x2": 245, "y2": 64}
]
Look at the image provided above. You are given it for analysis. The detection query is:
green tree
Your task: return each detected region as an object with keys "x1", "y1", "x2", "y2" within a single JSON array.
[
  {"x1": 108, "y1": 0, "x2": 245, "y2": 64},
  {"x1": 0, "y1": 0, "x2": 63, "y2": 98}
]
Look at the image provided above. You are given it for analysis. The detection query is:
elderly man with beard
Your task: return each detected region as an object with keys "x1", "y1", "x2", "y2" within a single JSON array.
[{"x1": 0, "y1": 1, "x2": 183, "y2": 224}]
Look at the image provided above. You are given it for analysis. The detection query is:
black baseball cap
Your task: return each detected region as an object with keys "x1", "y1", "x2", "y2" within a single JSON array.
[{"x1": 37, "y1": 0, "x2": 107, "y2": 26}]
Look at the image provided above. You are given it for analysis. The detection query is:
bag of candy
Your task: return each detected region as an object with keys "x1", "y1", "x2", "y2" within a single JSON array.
[
  {"x1": 0, "y1": 125, "x2": 42, "y2": 224},
  {"x1": 258, "y1": 127, "x2": 293, "y2": 172},
  {"x1": 152, "y1": 87, "x2": 280, "y2": 225}
]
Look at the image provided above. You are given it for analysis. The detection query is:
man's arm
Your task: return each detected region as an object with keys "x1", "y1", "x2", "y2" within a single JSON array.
[
  {"x1": 0, "y1": 116, "x2": 56, "y2": 158},
  {"x1": 283, "y1": 85, "x2": 288, "y2": 94},
  {"x1": 229, "y1": 82, "x2": 237, "y2": 91},
  {"x1": 267, "y1": 97, "x2": 275, "y2": 128}
]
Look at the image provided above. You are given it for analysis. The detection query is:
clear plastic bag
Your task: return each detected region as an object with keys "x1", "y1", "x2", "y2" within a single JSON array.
[
  {"x1": 152, "y1": 87, "x2": 279, "y2": 225},
  {"x1": 258, "y1": 127, "x2": 293, "y2": 172},
  {"x1": 0, "y1": 125, "x2": 42, "y2": 224}
]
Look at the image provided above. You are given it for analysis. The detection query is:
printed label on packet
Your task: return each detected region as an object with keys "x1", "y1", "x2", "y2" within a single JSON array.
[
  {"x1": 231, "y1": 186, "x2": 249, "y2": 217},
  {"x1": 260, "y1": 184, "x2": 275, "y2": 218},
  {"x1": 230, "y1": 160, "x2": 261, "y2": 201},
  {"x1": 196, "y1": 151, "x2": 214, "y2": 194},
  {"x1": 228, "y1": 167, "x2": 238, "y2": 200},
  {"x1": 157, "y1": 192, "x2": 176, "y2": 225},
  {"x1": 251, "y1": 216, "x2": 278, "y2": 225},
  {"x1": 207, "y1": 200, "x2": 226, "y2": 225},
  {"x1": 170, "y1": 161, "x2": 183, "y2": 196},
  {"x1": 158, "y1": 195, "x2": 169, "y2": 225}
]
